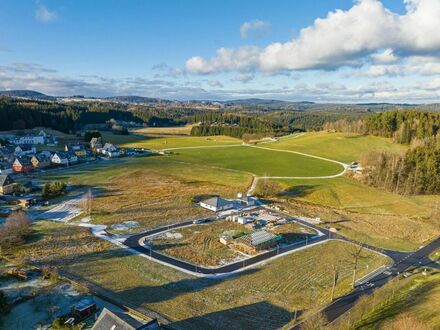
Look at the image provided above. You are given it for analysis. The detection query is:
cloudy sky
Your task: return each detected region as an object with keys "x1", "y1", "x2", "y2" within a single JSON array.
[{"x1": 1, "y1": 0, "x2": 440, "y2": 102}]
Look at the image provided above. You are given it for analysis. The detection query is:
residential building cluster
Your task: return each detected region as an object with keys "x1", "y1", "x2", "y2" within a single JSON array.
[{"x1": 0, "y1": 133, "x2": 123, "y2": 177}]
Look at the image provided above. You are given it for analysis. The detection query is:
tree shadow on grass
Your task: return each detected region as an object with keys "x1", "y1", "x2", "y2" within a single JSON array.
[
  {"x1": 115, "y1": 268, "x2": 260, "y2": 305},
  {"x1": 170, "y1": 301, "x2": 294, "y2": 330},
  {"x1": 279, "y1": 185, "x2": 318, "y2": 198}
]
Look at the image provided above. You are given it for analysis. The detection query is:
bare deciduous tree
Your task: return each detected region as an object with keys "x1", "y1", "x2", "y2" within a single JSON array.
[
  {"x1": 346, "y1": 242, "x2": 369, "y2": 289},
  {"x1": 302, "y1": 312, "x2": 328, "y2": 330},
  {"x1": 81, "y1": 188, "x2": 93, "y2": 216},
  {"x1": 0, "y1": 210, "x2": 31, "y2": 249}
]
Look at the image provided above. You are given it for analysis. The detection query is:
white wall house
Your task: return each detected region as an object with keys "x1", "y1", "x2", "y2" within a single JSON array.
[
  {"x1": 10, "y1": 135, "x2": 45, "y2": 145},
  {"x1": 100, "y1": 143, "x2": 120, "y2": 158},
  {"x1": 51, "y1": 153, "x2": 69, "y2": 165},
  {"x1": 200, "y1": 197, "x2": 234, "y2": 212}
]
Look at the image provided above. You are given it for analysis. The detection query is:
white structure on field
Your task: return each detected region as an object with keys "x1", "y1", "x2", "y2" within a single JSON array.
[{"x1": 199, "y1": 196, "x2": 234, "y2": 212}]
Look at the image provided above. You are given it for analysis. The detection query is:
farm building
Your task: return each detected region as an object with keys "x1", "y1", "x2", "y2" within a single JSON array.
[
  {"x1": 235, "y1": 230, "x2": 282, "y2": 252},
  {"x1": 0, "y1": 175, "x2": 17, "y2": 194},
  {"x1": 200, "y1": 196, "x2": 234, "y2": 212},
  {"x1": 92, "y1": 308, "x2": 160, "y2": 330}
]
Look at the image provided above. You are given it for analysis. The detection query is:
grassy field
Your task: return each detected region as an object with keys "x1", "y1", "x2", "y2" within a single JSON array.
[
  {"x1": 41, "y1": 131, "x2": 439, "y2": 250},
  {"x1": 101, "y1": 132, "x2": 241, "y2": 150},
  {"x1": 43, "y1": 156, "x2": 251, "y2": 230},
  {"x1": 9, "y1": 222, "x2": 389, "y2": 330},
  {"x1": 276, "y1": 178, "x2": 439, "y2": 251},
  {"x1": 131, "y1": 125, "x2": 193, "y2": 136},
  {"x1": 331, "y1": 272, "x2": 440, "y2": 329},
  {"x1": 268, "y1": 132, "x2": 407, "y2": 163},
  {"x1": 150, "y1": 221, "x2": 249, "y2": 267},
  {"x1": 173, "y1": 146, "x2": 343, "y2": 177},
  {"x1": 150, "y1": 220, "x2": 317, "y2": 267}
]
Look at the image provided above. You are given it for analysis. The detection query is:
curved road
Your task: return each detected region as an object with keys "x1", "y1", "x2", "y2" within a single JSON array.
[
  {"x1": 160, "y1": 141, "x2": 349, "y2": 195},
  {"x1": 123, "y1": 216, "x2": 328, "y2": 276}
]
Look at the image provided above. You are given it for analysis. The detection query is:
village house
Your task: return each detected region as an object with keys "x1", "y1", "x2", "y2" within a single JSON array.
[
  {"x1": 0, "y1": 163, "x2": 13, "y2": 175},
  {"x1": 200, "y1": 196, "x2": 234, "y2": 212},
  {"x1": 0, "y1": 147, "x2": 13, "y2": 162},
  {"x1": 90, "y1": 137, "x2": 103, "y2": 151},
  {"x1": 99, "y1": 143, "x2": 120, "y2": 158},
  {"x1": 0, "y1": 175, "x2": 17, "y2": 194},
  {"x1": 51, "y1": 152, "x2": 78, "y2": 166},
  {"x1": 14, "y1": 145, "x2": 36, "y2": 157},
  {"x1": 12, "y1": 157, "x2": 34, "y2": 173},
  {"x1": 92, "y1": 308, "x2": 160, "y2": 330},
  {"x1": 31, "y1": 154, "x2": 51, "y2": 169},
  {"x1": 65, "y1": 144, "x2": 87, "y2": 158}
]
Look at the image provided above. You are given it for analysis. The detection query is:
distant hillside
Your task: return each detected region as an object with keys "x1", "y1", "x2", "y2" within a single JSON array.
[
  {"x1": 104, "y1": 95, "x2": 173, "y2": 104},
  {"x1": 0, "y1": 90, "x2": 55, "y2": 101}
]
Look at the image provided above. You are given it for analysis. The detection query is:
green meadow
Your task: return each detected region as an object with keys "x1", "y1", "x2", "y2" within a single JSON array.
[
  {"x1": 171, "y1": 145, "x2": 343, "y2": 177},
  {"x1": 101, "y1": 132, "x2": 241, "y2": 149},
  {"x1": 268, "y1": 132, "x2": 407, "y2": 163}
]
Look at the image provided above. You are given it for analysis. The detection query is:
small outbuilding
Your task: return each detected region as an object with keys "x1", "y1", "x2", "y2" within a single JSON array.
[{"x1": 235, "y1": 230, "x2": 282, "y2": 253}]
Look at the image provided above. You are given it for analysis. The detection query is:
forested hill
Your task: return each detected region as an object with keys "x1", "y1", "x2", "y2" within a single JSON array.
[
  {"x1": 326, "y1": 110, "x2": 440, "y2": 195},
  {"x1": 0, "y1": 97, "x2": 185, "y2": 133}
]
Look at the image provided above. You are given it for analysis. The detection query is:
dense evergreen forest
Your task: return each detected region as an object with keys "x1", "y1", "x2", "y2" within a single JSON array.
[
  {"x1": 0, "y1": 96, "x2": 364, "y2": 137},
  {"x1": 0, "y1": 97, "x2": 185, "y2": 133},
  {"x1": 188, "y1": 111, "x2": 364, "y2": 138},
  {"x1": 326, "y1": 111, "x2": 440, "y2": 195}
]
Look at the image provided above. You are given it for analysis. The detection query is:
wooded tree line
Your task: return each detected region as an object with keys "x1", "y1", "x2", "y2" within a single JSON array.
[
  {"x1": 359, "y1": 140, "x2": 440, "y2": 195},
  {"x1": 324, "y1": 110, "x2": 440, "y2": 145},
  {"x1": 0, "y1": 97, "x2": 145, "y2": 133},
  {"x1": 188, "y1": 111, "x2": 360, "y2": 138},
  {"x1": 327, "y1": 110, "x2": 440, "y2": 195}
]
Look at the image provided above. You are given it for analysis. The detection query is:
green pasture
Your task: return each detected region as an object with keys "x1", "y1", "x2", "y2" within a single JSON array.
[
  {"x1": 267, "y1": 132, "x2": 407, "y2": 163},
  {"x1": 171, "y1": 146, "x2": 344, "y2": 177}
]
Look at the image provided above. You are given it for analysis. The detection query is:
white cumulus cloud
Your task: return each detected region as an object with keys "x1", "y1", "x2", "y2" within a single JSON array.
[{"x1": 185, "y1": 0, "x2": 440, "y2": 74}]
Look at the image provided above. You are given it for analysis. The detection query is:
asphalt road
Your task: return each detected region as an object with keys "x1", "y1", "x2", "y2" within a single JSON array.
[
  {"x1": 123, "y1": 212, "x2": 440, "y2": 327},
  {"x1": 123, "y1": 217, "x2": 328, "y2": 275},
  {"x1": 292, "y1": 235, "x2": 440, "y2": 329}
]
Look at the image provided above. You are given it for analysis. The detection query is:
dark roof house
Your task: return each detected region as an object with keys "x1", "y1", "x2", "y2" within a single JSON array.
[{"x1": 92, "y1": 308, "x2": 160, "y2": 330}]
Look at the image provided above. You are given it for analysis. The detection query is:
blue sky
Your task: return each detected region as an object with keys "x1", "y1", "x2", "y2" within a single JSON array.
[{"x1": 1, "y1": 0, "x2": 439, "y2": 102}]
